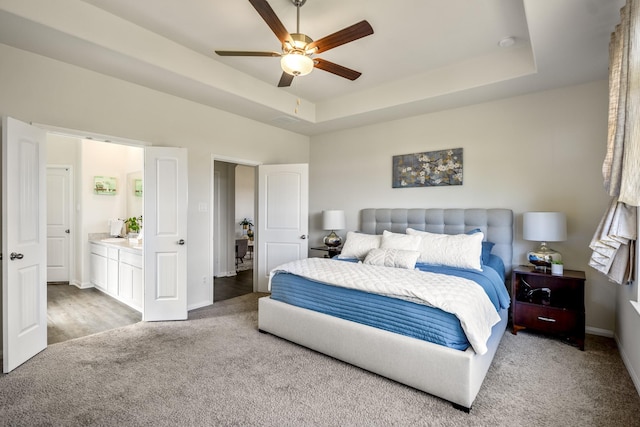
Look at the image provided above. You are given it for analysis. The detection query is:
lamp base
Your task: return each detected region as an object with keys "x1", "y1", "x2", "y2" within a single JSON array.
[
  {"x1": 528, "y1": 242, "x2": 562, "y2": 272},
  {"x1": 323, "y1": 230, "x2": 342, "y2": 247}
]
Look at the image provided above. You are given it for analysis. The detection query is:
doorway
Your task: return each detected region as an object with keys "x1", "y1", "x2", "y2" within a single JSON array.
[
  {"x1": 3, "y1": 117, "x2": 189, "y2": 372},
  {"x1": 212, "y1": 160, "x2": 256, "y2": 302},
  {"x1": 45, "y1": 134, "x2": 143, "y2": 343}
]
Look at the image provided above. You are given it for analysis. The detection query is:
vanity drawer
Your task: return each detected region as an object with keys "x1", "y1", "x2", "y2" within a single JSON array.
[
  {"x1": 108, "y1": 247, "x2": 119, "y2": 260},
  {"x1": 90, "y1": 244, "x2": 108, "y2": 257},
  {"x1": 120, "y1": 250, "x2": 143, "y2": 268}
]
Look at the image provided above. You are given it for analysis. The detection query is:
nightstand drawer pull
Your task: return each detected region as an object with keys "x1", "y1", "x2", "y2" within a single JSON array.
[{"x1": 537, "y1": 316, "x2": 557, "y2": 323}]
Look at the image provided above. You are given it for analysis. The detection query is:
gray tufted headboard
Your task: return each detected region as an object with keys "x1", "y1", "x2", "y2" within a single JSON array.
[{"x1": 361, "y1": 208, "x2": 514, "y2": 276}]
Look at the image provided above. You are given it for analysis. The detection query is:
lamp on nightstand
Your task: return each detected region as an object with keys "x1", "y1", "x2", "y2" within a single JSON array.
[
  {"x1": 322, "y1": 210, "x2": 346, "y2": 247},
  {"x1": 523, "y1": 212, "x2": 567, "y2": 272}
]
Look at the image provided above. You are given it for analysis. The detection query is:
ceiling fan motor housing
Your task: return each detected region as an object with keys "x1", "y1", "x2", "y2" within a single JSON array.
[{"x1": 284, "y1": 33, "x2": 314, "y2": 54}]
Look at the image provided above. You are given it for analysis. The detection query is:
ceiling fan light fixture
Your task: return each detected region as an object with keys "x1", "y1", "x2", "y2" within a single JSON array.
[{"x1": 281, "y1": 53, "x2": 314, "y2": 76}]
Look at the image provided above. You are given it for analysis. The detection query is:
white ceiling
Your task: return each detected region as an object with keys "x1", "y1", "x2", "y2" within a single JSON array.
[{"x1": 0, "y1": 0, "x2": 625, "y2": 135}]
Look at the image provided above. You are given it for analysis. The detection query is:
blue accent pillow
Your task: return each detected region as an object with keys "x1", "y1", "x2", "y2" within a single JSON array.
[
  {"x1": 481, "y1": 241, "x2": 495, "y2": 265},
  {"x1": 467, "y1": 228, "x2": 495, "y2": 265}
]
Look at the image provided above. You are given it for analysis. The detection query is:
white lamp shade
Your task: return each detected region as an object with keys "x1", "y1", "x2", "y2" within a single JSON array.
[
  {"x1": 322, "y1": 210, "x2": 345, "y2": 230},
  {"x1": 523, "y1": 212, "x2": 567, "y2": 242}
]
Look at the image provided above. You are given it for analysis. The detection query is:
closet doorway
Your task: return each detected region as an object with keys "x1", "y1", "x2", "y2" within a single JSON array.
[{"x1": 212, "y1": 160, "x2": 256, "y2": 302}]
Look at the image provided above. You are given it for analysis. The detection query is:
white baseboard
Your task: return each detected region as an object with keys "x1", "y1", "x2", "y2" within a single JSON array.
[
  {"x1": 215, "y1": 270, "x2": 237, "y2": 278},
  {"x1": 586, "y1": 326, "x2": 614, "y2": 338},
  {"x1": 70, "y1": 280, "x2": 93, "y2": 289}
]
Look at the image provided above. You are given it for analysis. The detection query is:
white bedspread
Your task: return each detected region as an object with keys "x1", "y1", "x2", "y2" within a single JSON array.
[{"x1": 269, "y1": 258, "x2": 500, "y2": 355}]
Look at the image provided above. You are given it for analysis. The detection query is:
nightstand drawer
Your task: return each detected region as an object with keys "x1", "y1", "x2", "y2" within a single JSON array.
[{"x1": 514, "y1": 304, "x2": 577, "y2": 334}]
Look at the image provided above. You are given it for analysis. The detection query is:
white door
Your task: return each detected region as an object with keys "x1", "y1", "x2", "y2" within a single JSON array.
[
  {"x1": 257, "y1": 164, "x2": 309, "y2": 292},
  {"x1": 2, "y1": 117, "x2": 47, "y2": 373},
  {"x1": 143, "y1": 146, "x2": 188, "y2": 321},
  {"x1": 46, "y1": 167, "x2": 71, "y2": 282}
]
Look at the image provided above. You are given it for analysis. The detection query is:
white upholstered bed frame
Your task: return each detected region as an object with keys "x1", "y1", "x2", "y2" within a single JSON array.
[{"x1": 258, "y1": 208, "x2": 513, "y2": 410}]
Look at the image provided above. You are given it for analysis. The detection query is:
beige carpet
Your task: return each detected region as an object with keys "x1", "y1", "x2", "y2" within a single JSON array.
[{"x1": 1, "y1": 292, "x2": 639, "y2": 426}]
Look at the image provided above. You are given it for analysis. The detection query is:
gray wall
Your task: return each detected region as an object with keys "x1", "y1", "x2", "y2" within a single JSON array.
[{"x1": 308, "y1": 80, "x2": 615, "y2": 334}]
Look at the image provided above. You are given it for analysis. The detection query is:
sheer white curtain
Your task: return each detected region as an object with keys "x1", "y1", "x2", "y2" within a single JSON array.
[{"x1": 590, "y1": 0, "x2": 640, "y2": 285}]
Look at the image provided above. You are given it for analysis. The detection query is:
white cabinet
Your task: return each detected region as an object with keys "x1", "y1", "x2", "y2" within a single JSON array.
[
  {"x1": 107, "y1": 248, "x2": 119, "y2": 295},
  {"x1": 90, "y1": 244, "x2": 108, "y2": 291},
  {"x1": 119, "y1": 250, "x2": 143, "y2": 311},
  {"x1": 89, "y1": 242, "x2": 143, "y2": 313}
]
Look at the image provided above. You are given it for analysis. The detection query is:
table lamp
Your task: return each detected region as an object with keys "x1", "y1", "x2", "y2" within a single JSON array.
[
  {"x1": 322, "y1": 210, "x2": 346, "y2": 247},
  {"x1": 523, "y1": 212, "x2": 567, "y2": 272}
]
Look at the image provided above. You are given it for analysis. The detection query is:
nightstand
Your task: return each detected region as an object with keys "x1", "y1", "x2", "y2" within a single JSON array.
[
  {"x1": 511, "y1": 266, "x2": 585, "y2": 350},
  {"x1": 310, "y1": 246, "x2": 342, "y2": 258}
]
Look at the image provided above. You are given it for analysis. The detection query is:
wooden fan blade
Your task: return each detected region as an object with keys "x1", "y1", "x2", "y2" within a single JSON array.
[
  {"x1": 278, "y1": 72, "x2": 294, "y2": 87},
  {"x1": 307, "y1": 20, "x2": 373, "y2": 53},
  {"x1": 313, "y1": 58, "x2": 362, "y2": 81},
  {"x1": 248, "y1": 0, "x2": 291, "y2": 44},
  {"x1": 215, "y1": 50, "x2": 281, "y2": 57}
]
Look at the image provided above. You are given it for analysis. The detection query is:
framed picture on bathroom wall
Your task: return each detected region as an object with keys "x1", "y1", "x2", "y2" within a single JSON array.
[
  {"x1": 94, "y1": 176, "x2": 117, "y2": 195},
  {"x1": 134, "y1": 179, "x2": 143, "y2": 197}
]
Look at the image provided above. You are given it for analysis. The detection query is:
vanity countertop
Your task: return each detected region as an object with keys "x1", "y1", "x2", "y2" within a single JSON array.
[{"x1": 90, "y1": 238, "x2": 143, "y2": 253}]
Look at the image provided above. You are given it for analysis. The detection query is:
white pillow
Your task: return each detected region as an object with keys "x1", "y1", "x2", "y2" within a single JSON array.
[
  {"x1": 338, "y1": 231, "x2": 382, "y2": 260},
  {"x1": 380, "y1": 230, "x2": 422, "y2": 251},
  {"x1": 406, "y1": 228, "x2": 483, "y2": 271},
  {"x1": 363, "y1": 248, "x2": 421, "y2": 269}
]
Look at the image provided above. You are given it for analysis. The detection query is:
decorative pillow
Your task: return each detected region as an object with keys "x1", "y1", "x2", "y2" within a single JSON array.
[
  {"x1": 405, "y1": 228, "x2": 484, "y2": 271},
  {"x1": 465, "y1": 228, "x2": 495, "y2": 264},
  {"x1": 380, "y1": 230, "x2": 422, "y2": 251},
  {"x1": 481, "y1": 241, "x2": 495, "y2": 265},
  {"x1": 338, "y1": 231, "x2": 382, "y2": 260},
  {"x1": 363, "y1": 248, "x2": 421, "y2": 269}
]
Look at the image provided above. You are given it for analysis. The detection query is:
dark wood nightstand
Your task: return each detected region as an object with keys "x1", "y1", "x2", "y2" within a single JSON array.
[
  {"x1": 310, "y1": 246, "x2": 342, "y2": 258},
  {"x1": 511, "y1": 266, "x2": 585, "y2": 350}
]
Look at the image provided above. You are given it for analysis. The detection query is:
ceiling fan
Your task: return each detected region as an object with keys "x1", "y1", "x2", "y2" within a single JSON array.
[{"x1": 215, "y1": 0, "x2": 374, "y2": 87}]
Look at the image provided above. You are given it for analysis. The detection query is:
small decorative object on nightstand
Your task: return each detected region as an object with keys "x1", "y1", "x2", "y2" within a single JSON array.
[{"x1": 511, "y1": 266, "x2": 585, "y2": 350}]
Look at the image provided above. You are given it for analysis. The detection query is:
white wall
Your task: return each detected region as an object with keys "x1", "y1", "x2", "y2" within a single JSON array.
[
  {"x1": 235, "y1": 165, "x2": 255, "y2": 238},
  {"x1": 309, "y1": 80, "x2": 615, "y2": 333},
  {"x1": 79, "y1": 140, "x2": 143, "y2": 288},
  {"x1": 0, "y1": 43, "x2": 310, "y2": 310}
]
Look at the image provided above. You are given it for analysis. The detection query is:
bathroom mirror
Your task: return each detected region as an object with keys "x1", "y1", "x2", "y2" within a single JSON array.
[{"x1": 126, "y1": 171, "x2": 143, "y2": 220}]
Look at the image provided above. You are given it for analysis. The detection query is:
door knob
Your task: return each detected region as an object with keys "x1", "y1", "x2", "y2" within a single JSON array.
[
  {"x1": 178, "y1": 239, "x2": 185, "y2": 245},
  {"x1": 65, "y1": 229, "x2": 70, "y2": 234},
  {"x1": 300, "y1": 235, "x2": 307, "y2": 239},
  {"x1": 10, "y1": 252, "x2": 24, "y2": 260}
]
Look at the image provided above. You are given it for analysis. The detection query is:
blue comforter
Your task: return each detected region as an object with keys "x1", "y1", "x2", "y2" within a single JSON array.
[{"x1": 269, "y1": 258, "x2": 509, "y2": 351}]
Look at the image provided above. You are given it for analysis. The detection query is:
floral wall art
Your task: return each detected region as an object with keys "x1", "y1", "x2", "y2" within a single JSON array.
[{"x1": 392, "y1": 148, "x2": 463, "y2": 188}]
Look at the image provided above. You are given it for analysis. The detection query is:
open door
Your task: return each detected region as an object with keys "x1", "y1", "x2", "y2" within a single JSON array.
[
  {"x1": 2, "y1": 117, "x2": 47, "y2": 372},
  {"x1": 143, "y1": 147, "x2": 188, "y2": 321},
  {"x1": 257, "y1": 164, "x2": 309, "y2": 292}
]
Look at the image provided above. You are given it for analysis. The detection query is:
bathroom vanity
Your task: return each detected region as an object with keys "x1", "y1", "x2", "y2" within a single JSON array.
[{"x1": 90, "y1": 238, "x2": 143, "y2": 312}]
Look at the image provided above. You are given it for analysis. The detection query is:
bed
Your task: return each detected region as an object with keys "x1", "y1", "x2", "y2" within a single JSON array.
[{"x1": 258, "y1": 208, "x2": 513, "y2": 411}]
